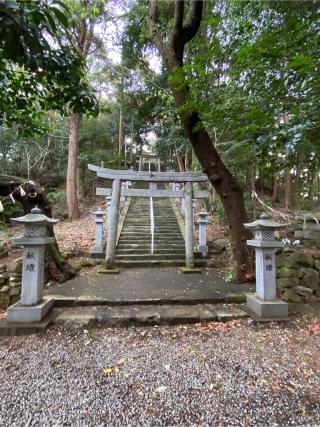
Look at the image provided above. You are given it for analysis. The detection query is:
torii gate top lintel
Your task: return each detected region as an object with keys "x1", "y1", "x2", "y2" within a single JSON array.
[{"x1": 88, "y1": 164, "x2": 207, "y2": 183}]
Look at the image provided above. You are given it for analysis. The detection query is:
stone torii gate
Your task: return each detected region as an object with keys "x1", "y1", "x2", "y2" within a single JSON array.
[{"x1": 88, "y1": 164, "x2": 208, "y2": 269}]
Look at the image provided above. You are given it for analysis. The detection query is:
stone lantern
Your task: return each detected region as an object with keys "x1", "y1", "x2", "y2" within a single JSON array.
[
  {"x1": 91, "y1": 207, "x2": 105, "y2": 257},
  {"x1": 244, "y1": 213, "x2": 288, "y2": 320},
  {"x1": 105, "y1": 195, "x2": 112, "y2": 212},
  {"x1": 7, "y1": 206, "x2": 58, "y2": 323},
  {"x1": 198, "y1": 210, "x2": 209, "y2": 254}
]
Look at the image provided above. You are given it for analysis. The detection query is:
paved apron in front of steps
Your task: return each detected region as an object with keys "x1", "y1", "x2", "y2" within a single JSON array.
[
  {"x1": 42, "y1": 268, "x2": 255, "y2": 327},
  {"x1": 45, "y1": 267, "x2": 255, "y2": 305},
  {"x1": 51, "y1": 304, "x2": 248, "y2": 328}
]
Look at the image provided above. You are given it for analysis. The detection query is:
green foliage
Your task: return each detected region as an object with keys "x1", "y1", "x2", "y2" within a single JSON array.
[
  {"x1": 47, "y1": 189, "x2": 66, "y2": 205},
  {"x1": 0, "y1": 202, "x2": 23, "y2": 225},
  {"x1": 224, "y1": 272, "x2": 233, "y2": 283},
  {"x1": 0, "y1": 0, "x2": 99, "y2": 135}
]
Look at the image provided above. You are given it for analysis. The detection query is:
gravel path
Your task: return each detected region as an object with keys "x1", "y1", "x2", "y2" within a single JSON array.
[{"x1": 0, "y1": 316, "x2": 319, "y2": 427}]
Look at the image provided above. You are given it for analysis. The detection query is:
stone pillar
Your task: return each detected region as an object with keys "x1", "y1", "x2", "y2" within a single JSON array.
[
  {"x1": 91, "y1": 207, "x2": 105, "y2": 256},
  {"x1": 158, "y1": 158, "x2": 161, "y2": 172},
  {"x1": 198, "y1": 210, "x2": 209, "y2": 254},
  {"x1": 6, "y1": 206, "x2": 57, "y2": 323},
  {"x1": 149, "y1": 182, "x2": 157, "y2": 190},
  {"x1": 21, "y1": 245, "x2": 45, "y2": 306},
  {"x1": 244, "y1": 213, "x2": 288, "y2": 320},
  {"x1": 120, "y1": 182, "x2": 126, "y2": 202},
  {"x1": 106, "y1": 179, "x2": 121, "y2": 268},
  {"x1": 193, "y1": 199, "x2": 197, "y2": 230},
  {"x1": 175, "y1": 183, "x2": 181, "y2": 203},
  {"x1": 184, "y1": 182, "x2": 194, "y2": 268},
  {"x1": 181, "y1": 197, "x2": 186, "y2": 217},
  {"x1": 105, "y1": 196, "x2": 112, "y2": 212}
]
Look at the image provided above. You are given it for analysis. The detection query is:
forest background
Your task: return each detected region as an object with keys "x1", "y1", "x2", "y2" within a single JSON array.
[{"x1": 0, "y1": 0, "x2": 319, "y2": 280}]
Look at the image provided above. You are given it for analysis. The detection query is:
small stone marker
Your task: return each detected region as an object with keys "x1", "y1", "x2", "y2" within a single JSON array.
[
  {"x1": 198, "y1": 210, "x2": 209, "y2": 254},
  {"x1": 7, "y1": 206, "x2": 58, "y2": 323},
  {"x1": 244, "y1": 213, "x2": 288, "y2": 320},
  {"x1": 91, "y1": 207, "x2": 105, "y2": 256}
]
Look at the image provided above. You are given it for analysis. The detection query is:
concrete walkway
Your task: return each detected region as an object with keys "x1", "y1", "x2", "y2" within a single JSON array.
[{"x1": 45, "y1": 268, "x2": 255, "y2": 305}]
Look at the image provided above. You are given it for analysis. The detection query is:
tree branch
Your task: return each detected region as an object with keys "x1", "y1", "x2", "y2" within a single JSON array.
[
  {"x1": 174, "y1": 1, "x2": 184, "y2": 31},
  {"x1": 146, "y1": 0, "x2": 166, "y2": 56},
  {"x1": 183, "y1": 0, "x2": 203, "y2": 44},
  {"x1": 171, "y1": 0, "x2": 185, "y2": 62}
]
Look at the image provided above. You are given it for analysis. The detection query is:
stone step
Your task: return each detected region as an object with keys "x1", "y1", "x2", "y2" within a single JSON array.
[
  {"x1": 116, "y1": 249, "x2": 186, "y2": 255},
  {"x1": 117, "y1": 246, "x2": 185, "y2": 250},
  {"x1": 117, "y1": 243, "x2": 186, "y2": 249},
  {"x1": 118, "y1": 236, "x2": 182, "y2": 241},
  {"x1": 115, "y1": 254, "x2": 187, "y2": 261},
  {"x1": 118, "y1": 241, "x2": 184, "y2": 246},
  {"x1": 127, "y1": 210, "x2": 176, "y2": 218},
  {"x1": 115, "y1": 259, "x2": 186, "y2": 266},
  {"x1": 114, "y1": 259, "x2": 209, "y2": 267},
  {"x1": 119, "y1": 233, "x2": 184, "y2": 238},
  {"x1": 123, "y1": 227, "x2": 180, "y2": 231},
  {"x1": 51, "y1": 305, "x2": 248, "y2": 327},
  {"x1": 124, "y1": 219, "x2": 178, "y2": 224},
  {"x1": 127, "y1": 209, "x2": 175, "y2": 211},
  {"x1": 123, "y1": 223, "x2": 180, "y2": 227},
  {"x1": 118, "y1": 240, "x2": 184, "y2": 245},
  {"x1": 127, "y1": 209, "x2": 175, "y2": 218}
]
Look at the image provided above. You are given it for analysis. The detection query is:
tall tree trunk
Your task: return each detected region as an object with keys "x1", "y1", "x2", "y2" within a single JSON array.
[
  {"x1": 251, "y1": 167, "x2": 257, "y2": 220},
  {"x1": 284, "y1": 148, "x2": 291, "y2": 210},
  {"x1": 67, "y1": 113, "x2": 81, "y2": 221},
  {"x1": 77, "y1": 161, "x2": 86, "y2": 201},
  {"x1": 185, "y1": 150, "x2": 191, "y2": 171},
  {"x1": 147, "y1": 0, "x2": 253, "y2": 281},
  {"x1": 272, "y1": 173, "x2": 279, "y2": 207},
  {"x1": 176, "y1": 153, "x2": 185, "y2": 172},
  {"x1": 118, "y1": 106, "x2": 125, "y2": 158}
]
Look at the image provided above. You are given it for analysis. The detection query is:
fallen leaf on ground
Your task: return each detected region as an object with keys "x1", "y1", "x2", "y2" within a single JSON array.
[
  {"x1": 103, "y1": 367, "x2": 113, "y2": 375},
  {"x1": 53, "y1": 363, "x2": 64, "y2": 369},
  {"x1": 116, "y1": 358, "x2": 126, "y2": 365}
]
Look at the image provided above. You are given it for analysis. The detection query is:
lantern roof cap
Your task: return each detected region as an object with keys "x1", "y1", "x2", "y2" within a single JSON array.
[
  {"x1": 244, "y1": 213, "x2": 287, "y2": 230},
  {"x1": 93, "y1": 207, "x2": 105, "y2": 215},
  {"x1": 10, "y1": 206, "x2": 58, "y2": 226}
]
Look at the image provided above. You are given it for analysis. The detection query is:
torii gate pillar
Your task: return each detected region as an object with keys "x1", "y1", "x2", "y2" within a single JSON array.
[
  {"x1": 185, "y1": 182, "x2": 194, "y2": 268},
  {"x1": 106, "y1": 178, "x2": 121, "y2": 268}
]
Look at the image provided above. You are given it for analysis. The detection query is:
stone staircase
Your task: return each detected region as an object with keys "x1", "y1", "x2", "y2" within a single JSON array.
[{"x1": 115, "y1": 197, "x2": 186, "y2": 267}]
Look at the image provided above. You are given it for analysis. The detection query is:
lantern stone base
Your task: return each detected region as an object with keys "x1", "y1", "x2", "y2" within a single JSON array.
[
  {"x1": 7, "y1": 297, "x2": 54, "y2": 323},
  {"x1": 198, "y1": 245, "x2": 208, "y2": 253},
  {"x1": 91, "y1": 245, "x2": 105, "y2": 256},
  {"x1": 246, "y1": 294, "x2": 288, "y2": 320}
]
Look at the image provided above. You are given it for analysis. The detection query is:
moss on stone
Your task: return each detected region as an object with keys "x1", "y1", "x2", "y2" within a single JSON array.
[
  {"x1": 98, "y1": 268, "x2": 120, "y2": 274},
  {"x1": 179, "y1": 267, "x2": 202, "y2": 274}
]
